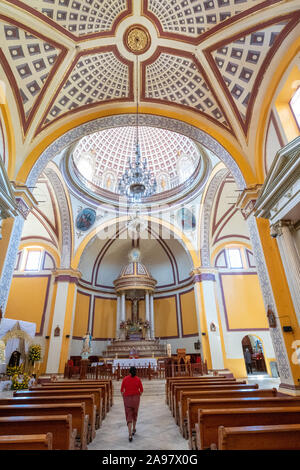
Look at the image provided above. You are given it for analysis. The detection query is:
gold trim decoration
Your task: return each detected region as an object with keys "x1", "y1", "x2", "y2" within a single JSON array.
[{"x1": 124, "y1": 24, "x2": 151, "y2": 55}]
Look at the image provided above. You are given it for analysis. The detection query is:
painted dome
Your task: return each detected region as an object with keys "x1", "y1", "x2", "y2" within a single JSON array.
[{"x1": 71, "y1": 126, "x2": 201, "y2": 195}]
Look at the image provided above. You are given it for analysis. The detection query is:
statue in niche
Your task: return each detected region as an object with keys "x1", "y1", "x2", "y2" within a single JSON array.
[{"x1": 8, "y1": 349, "x2": 21, "y2": 367}]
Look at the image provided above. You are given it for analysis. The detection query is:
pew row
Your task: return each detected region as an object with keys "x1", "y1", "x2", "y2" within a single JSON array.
[
  {"x1": 166, "y1": 377, "x2": 237, "y2": 406},
  {"x1": 178, "y1": 388, "x2": 277, "y2": 437},
  {"x1": 13, "y1": 388, "x2": 103, "y2": 429},
  {"x1": 38, "y1": 380, "x2": 112, "y2": 410},
  {"x1": 0, "y1": 414, "x2": 77, "y2": 450},
  {"x1": 171, "y1": 382, "x2": 254, "y2": 418},
  {"x1": 216, "y1": 424, "x2": 300, "y2": 450},
  {"x1": 0, "y1": 403, "x2": 89, "y2": 449},
  {"x1": 0, "y1": 433, "x2": 53, "y2": 450},
  {"x1": 0, "y1": 395, "x2": 96, "y2": 442},
  {"x1": 194, "y1": 406, "x2": 300, "y2": 450},
  {"x1": 40, "y1": 380, "x2": 113, "y2": 406}
]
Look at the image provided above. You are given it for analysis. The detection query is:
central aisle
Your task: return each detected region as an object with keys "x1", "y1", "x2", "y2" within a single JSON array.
[{"x1": 88, "y1": 379, "x2": 189, "y2": 451}]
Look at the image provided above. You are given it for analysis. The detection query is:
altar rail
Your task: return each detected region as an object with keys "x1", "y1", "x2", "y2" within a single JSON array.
[{"x1": 64, "y1": 360, "x2": 208, "y2": 380}]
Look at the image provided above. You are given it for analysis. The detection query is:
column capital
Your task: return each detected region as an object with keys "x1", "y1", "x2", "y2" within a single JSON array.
[
  {"x1": 235, "y1": 184, "x2": 263, "y2": 219},
  {"x1": 191, "y1": 267, "x2": 217, "y2": 283},
  {"x1": 12, "y1": 182, "x2": 38, "y2": 219},
  {"x1": 270, "y1": 220, "x2": 294, "y2": 238},
  {"x1": 53, "y1": 268, "x2": 82, "y2": 284}
]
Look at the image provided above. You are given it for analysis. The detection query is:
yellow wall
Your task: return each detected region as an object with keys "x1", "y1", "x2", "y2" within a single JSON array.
[
  {"x1": 220, "y1": 273, "x2": 268, "y2": 330},
  {"x1": 5, "y1": 275, "x2": 51, "y2": 334},
  {"x1": 154, "y1": 295, "x2": 178, "y2": 338},
  {"x1": 73, "y1": 291, "x2": 90, "y2": 338},
  {"x1": 179, "y1": 289, "x2": 198, "y2": 336},
  {"x1": 93, "y1": 296, "x2": 116, "y2": 339},
  {"x1": 275, "y1": 65, "x2": 300, "y2": 142}
]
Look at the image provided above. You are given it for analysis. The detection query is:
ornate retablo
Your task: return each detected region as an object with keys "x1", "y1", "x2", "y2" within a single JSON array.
[{"x1": 124, "y1": 25, "x2": 150, "y2": 54}]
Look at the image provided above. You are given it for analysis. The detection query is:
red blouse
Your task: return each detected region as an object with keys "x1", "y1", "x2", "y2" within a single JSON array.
[{"x1": 121, "y1": 375, "x2": 144, "y2": 397}]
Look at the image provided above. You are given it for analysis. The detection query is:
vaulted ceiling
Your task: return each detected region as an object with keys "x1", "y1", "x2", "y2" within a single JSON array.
[{"x1": 0, "y1": 0, "x2": 299, "y2": 181}]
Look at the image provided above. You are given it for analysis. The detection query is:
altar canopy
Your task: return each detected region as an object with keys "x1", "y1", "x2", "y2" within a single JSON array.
[{"x1": 0, "y1": 319, "x2": 36, "y2": 372}]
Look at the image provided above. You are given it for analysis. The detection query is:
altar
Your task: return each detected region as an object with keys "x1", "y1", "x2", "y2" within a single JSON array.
[{"x1": 112, "y1": 357, "x2": 157, "y2": 371}]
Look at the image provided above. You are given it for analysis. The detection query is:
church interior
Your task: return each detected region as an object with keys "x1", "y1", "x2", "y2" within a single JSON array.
[{"x1": 0, "y1": 0, "x2": 299, "y2": 451}]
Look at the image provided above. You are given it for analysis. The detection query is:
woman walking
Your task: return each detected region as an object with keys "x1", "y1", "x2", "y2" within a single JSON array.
[{"x1": 121, "y1": 366, "x2": 143, "y2": 442}]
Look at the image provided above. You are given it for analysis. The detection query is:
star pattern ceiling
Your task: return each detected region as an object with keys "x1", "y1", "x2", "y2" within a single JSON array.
[{"x1": 0, "y1": 0, "x2": 299, "y2": 141}]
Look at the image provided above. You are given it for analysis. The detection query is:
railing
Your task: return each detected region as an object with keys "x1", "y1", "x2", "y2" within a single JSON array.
[{"x1": 64, "y1": 359, "x2": 208, "y2": 380}]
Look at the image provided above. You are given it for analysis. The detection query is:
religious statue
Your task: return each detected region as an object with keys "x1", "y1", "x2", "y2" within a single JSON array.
[
  {"x1": 8, "y1": 349, "x2": 21, "y2": 367},
  {"x1": 167, "y1": 343, "x2": 172, "y2": 357},
  {"x1": 81, "y1": 331, "x2": 92, "y2": 359}
]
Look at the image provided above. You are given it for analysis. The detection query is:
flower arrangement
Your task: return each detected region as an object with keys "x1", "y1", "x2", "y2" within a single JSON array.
[
  {"x1": 11, "y1": 372, "x2": 30, "y2": 390},
  {"x1": 119, "y1": 321, "x2": 126, "y2": 330},
  {"x1": 28, "y1": 344, "x2": 42, "y2": 364},
  {"x1": 144, "y1": 320, "x2": 150, "y2": 329},
  {"x1": 6, "y1": 364, "x2": 24, "y2": 377}
]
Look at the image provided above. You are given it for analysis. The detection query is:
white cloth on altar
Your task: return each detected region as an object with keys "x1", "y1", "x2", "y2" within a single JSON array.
[
  {"x1": 0, "y1": 319, "x2": 36, "y2": 366},
  {"x1": 112, "y1": 358, "x2": 157, "y2": 371}
]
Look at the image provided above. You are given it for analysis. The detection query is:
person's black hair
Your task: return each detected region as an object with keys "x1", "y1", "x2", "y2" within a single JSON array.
[{"x1": 129, "y1": 366, "x2": 137, "y2": 377}]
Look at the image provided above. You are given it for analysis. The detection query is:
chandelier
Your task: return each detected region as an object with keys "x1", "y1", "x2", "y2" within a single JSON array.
[{"x1": 118, "y1": 57, "x2": 157, "y2": 203}]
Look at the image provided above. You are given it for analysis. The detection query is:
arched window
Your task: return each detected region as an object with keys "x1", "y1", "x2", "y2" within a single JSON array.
[
  {"x1": 290, "y1": 86, "x2": 300, "y2": 129},
  {"x1": 177, "y1": 153, "x2": 195, "y2": 183}
]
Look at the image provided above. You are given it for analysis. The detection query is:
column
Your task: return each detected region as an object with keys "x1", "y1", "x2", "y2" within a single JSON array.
[
  {"x1": 116, "y1": 294, "x2": 121, "y2": 338},
  {"x1": 0, "y1": 184, "x2": 37, "y2": 311},
  {"x1": 46, "y1": 268, "x2": 81, "y2": 374},
  {"x1": 250, "y1": 216, "x2": 300, "y2": 394},
  {"x1": 272, "y1": 220, "x2": 300, "y2": 325},
  {"x1": 145, "y1": 291, "x2": 150, "y2": 339},
  {"x1": 121, "y1": 292, "x2": 126, "y2": 322},
  {"x1": 150, "y1": 293, "x2": 155, "y2": 339},
  {"x1": 192, "y1": 268, "x2": 224, "y2": 370}
]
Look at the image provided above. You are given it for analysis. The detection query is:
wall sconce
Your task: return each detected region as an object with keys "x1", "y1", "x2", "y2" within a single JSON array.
[
  {"x1": 66, "y1": 334, "x2": 70, "y2": 338},
  {"x1": 283, "y1": 326, "x2": 293, "y2": 333},
  {"x1": 45, "y1": 336, "x2": 49, "y2": 339}
]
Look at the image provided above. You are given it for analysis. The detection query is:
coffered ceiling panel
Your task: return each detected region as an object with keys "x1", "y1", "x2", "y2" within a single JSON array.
[
  {"x1": 143, "y1": 49, "x2": 231, "y2": 131},
  {"x1": 205, "y1": 14, "x2": 299, "y2": 134},
  {"x1": 6, "y1": 0, "x2": 133, "y2": 39},
  {"x1": 39, "y1": 47, "x2": 133, "y2": 132},
  {"x1": 0, "y1": 17, "x2": 67, "y2": 133},
  {"x1": 144, "y1": 0, "x2": 266, "y2": 41}
]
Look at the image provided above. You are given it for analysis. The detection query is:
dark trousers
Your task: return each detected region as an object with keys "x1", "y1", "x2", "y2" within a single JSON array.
[{"x1": 246, "y1": 362, "x2": 252, "y2": 374}]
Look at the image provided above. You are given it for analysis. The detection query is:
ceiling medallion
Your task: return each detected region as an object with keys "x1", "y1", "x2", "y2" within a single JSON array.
[{"x1": 124, "y1": 25, "x2": 151, "y2": 55}]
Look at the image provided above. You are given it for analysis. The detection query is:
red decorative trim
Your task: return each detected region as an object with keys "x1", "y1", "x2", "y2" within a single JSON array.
[
  {"x1": 154, "y1": 293, "x2": 179, "y2": 339},
  {"x1": 179, "y1": 288, "x2": 198, "y2": 337},
  {"x1": 11, "y1": 274, "x2": 51, "y2": 336},
  {"x1": 36, "y1": 45, "x2": 134, "y2": 136},
  {"x1": 6, "y1": 0, "x2": 133, "y2": 42},
  {"x1": 141, "y1": 46, "x2": 235, "y2": 135},
  {"x1": 91, "y1": 294, "x2": 117, "y2": 341},
  {"x1": 0, "y1": 14, "x2": 68, "y2": 136},
  {"x1": 72, "y1": 290, "x2": 92, "y2": 340},
  {"x1": 203, "y1": 12, "x2": 300, "y2": 136},
  {"x1": 219, "y1": 271, "x2": 269, "y2": 332}
]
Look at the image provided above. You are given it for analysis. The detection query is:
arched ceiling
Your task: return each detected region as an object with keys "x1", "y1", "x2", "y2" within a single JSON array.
[{"x1": 0, "y1": 0, "x2": 299, "y2": 173}]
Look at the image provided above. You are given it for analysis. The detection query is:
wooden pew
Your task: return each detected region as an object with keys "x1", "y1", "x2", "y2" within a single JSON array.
[
  {"x1": 171, "y1": 382, "x2": 253, "y2": 417},
  {"x1": 0, "y1": 414, "x2": 77, "y2": 450},
  {"x1": 169, "y1": 379, "x2": 241, "y2": 413},
  {"x1": 40, "y1": 380, "x2": 113, "y2": 408},
  {"x1": 178, "y1": 388, "x2": 277, "y2": 437},
  {"x1": 0, "y1": 433, "x2": 53, "y2": 450},
  {"x1": 14, "y1": 388, "x2": 103, "y2": 429},
  {"x1": 0, "y1": 395, "x2": 96, "y2": 442},
  {"x1": 217, "y1": 424, "x2": 300, "y2": 450},
  {"x1": 39, "y1": 382, "x2": 110, "y2": 414},
  {"x1": 191, "y1": 396, "x2": 300, "y2": 450},
  {"x1": 165, "y1": 376, "x2": 234, "y2": 405},
  {"x1": 195, "y1": 406, "x2": 300, "y2": 450},
  {"x1": 0, "y1": 403, "x2": 89, "y2": 450},
  {"x1": 171, "y1": 380, "x2": 245, "y2": 418}
]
